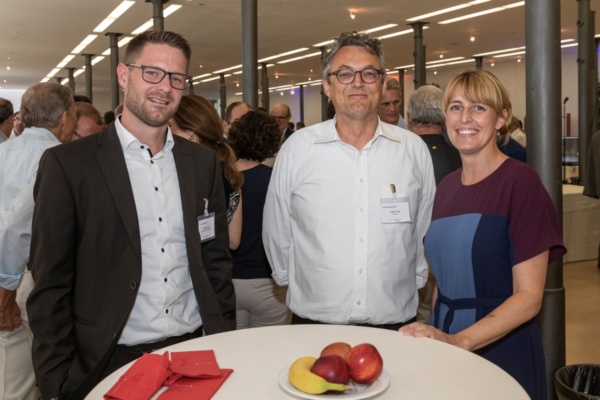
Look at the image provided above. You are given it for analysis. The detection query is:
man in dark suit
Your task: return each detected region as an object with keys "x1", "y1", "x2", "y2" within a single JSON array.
[
  {"x1": 27, "y1": 30, "x2": 235, "y2": 400},
  {"x1": 270, "y1": 103, "x2": 294, "y2": 141}
]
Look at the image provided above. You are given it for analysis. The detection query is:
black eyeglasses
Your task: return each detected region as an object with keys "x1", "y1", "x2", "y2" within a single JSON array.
[
  {"x1": 127, "y1": 64, "x2": 191, "y2": 90},
  {"x1": 327, "y1": 68, "x2": 384, "y2": 84}
]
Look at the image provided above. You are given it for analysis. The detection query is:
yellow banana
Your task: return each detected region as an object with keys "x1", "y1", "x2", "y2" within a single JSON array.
[{"x1": 288, "y1": 356, "x2": 350, "y2": 394}]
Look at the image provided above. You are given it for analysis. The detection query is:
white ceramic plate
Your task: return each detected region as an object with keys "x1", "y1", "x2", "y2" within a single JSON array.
[{"x1": 278, "y1": 365, "x2": 390, "y2": 400}]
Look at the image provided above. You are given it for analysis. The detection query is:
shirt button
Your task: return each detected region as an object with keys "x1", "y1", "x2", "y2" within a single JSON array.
[
  {"x1": 360, "y1": 207, "x2": 364, "y2": 212},
  {"x1": 165, "y1": 309, "x2": 169, "y2": 314},
  {"x1": 155, "y1": 187, "x2": 158, "y2": 191},
  {"x1": 129, "y1": 281, "x2": 137, "y2": 289},
  {"x1": 151, "y1": 160, "x2": 154, "y2": 164},
  {"x1": 359, "y1": 238, "x2": 363, "y2": 243},
  {"x1": 356, "y1": 300, "x2": 361, "y2": 305},
  {"x1": 359, "y1": 269, "x2": 363, "y2": 273},
  {"x1": 164, "y1": 278, "x2": 167, "y2": 282},
  {"x1": 360, "y1": 178, "x2": 364, "y2": 183},
  {"x1": 159, "y1": 217, "x2": 162, "y2": 222},
  {"x1": 140, "y1": 145, "x2": 144, "y2": 149},
  {"x1": 161, "y1": 248, "x2": 165, "y2": 253}
]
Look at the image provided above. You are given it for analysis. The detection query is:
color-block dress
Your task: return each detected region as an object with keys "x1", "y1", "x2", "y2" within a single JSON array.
[{"x1": 424, "y1": 158, "x2": 566, "y2": 400}]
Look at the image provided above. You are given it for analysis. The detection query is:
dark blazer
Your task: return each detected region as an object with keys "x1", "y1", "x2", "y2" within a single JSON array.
[{"x1": 26, "y1": 125, "x2": 236, "y2": 399}]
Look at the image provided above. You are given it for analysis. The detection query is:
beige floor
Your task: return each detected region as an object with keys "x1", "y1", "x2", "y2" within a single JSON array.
[{"x1": 564, "y1": 258, "x2": 600, "y2": 365}]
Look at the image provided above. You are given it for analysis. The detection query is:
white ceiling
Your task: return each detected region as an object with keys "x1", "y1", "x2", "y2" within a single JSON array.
[{"x1": 0, "y1": 0, "x2": 598, "y2": 109}]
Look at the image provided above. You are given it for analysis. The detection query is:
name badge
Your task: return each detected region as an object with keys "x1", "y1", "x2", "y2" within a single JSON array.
[
  {"x1": 198, "y1": 198, "x2": 216, "y2": 242},
  {"x1": 198, "y1": 213, "x2": 216, "y2": 242},
  {"x1": 380, "y1": 197, "x2": 412, "y2": 223}
]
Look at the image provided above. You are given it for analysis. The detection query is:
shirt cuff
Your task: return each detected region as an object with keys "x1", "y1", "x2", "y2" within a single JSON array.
[{"x1": 0, "y1": 272, "x2": 24, "y2": 291}]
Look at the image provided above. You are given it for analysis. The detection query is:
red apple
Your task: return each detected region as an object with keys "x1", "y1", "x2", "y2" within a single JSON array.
[
  {"x1": 345, "y1": 343, "x2": 383, "y2": 384},
  {"x1": 320, "y1": 342, "x2": 352, "y2": 359},
  {"x1": 311, "y1": 354, "x2": 350, "y2": 386}
]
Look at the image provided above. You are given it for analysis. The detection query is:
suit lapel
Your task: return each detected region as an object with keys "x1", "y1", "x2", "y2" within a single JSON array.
[
  {"x1": 172, "y1": 138, "x2": 197, "y2": 237},
  {"x1": 93, "y1": 126, "x2": 142, "y2": 261}
]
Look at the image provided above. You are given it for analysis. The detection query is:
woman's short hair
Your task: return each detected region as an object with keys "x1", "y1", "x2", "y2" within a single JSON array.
[
  {"x1": 442, "y1": 70, "x2": 513, "y2": 145},
  {"x1": 228, "y1": 111, "x2": 281, "y2": 162}
]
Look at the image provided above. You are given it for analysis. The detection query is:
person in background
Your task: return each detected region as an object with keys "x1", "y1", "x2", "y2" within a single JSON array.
[
  {"x1": 508, "y1": 116, "x2": 526, "y2": 147},
  {"x1": 295, "y1": 121, "x2": 306, "y2": 130},
  {"x1": 10, "y1": 111, "x2": 25, "y2": 139},
  {"x1": 0, "y1": 99, "x2": 14, "y2": 144},
  {"x1": 399, "y1": 70, "x2": 566, "y2": 399},
  {"x1": 228, "y1": 111, "x2": 290, "y2": 329},
  {"x1": 270, "y1": 103, "x2": 294, "y2": 141},
  {"x1": 27, "y1": 30, "x2": 235, "y2": 399},
  {"x1": 171, "y1": 94, "x2": 244, "y2": 249},
  {"x1": 222, "y1": 101, "x2": 252, "y2": 140},
  {"x1": 0, "y1": 82, "x2": 77, "y2": 400},
  {"x1": 72, "y1": 102, "x2": 105, "y2": 140},
  {"x1": 103, "y1": 110, "x2": 116, "y2": 126},
  {"x1": 263, "y1": 31, "x2": 435, "y2": 330},
  {"x1": 379, "y1": 77, "x2": 408, "y2": 129},
  {"x1": 406, "y1": 84, "x2": 462, "y2": 324}
]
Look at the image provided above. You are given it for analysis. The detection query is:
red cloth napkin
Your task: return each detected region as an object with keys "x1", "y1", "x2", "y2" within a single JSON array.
[
  {"x1": 169, "y1": 350, "x2": 222, "y2": 379},
  {"x1": 157, "y1": 369, "x2": 233, "y2": 400},
  {"x1": 104, "y1": 353, "x2": 170, "y2": 400}
]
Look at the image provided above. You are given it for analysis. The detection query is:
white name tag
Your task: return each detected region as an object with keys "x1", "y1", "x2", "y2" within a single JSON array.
[
  {"x1": 198, "y1": 212, "x2": 216, "y2": 242},
  {"x1": 380, "y1": 197, "x2": 412, "y2": 223}
]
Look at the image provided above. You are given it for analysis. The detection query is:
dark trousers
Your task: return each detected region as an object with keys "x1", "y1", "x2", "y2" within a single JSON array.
[
  {"x1": 291, "y1": 313, "x2": 416, "y2": 331},
  {"x1": 102, "y1": 326, "x2": 204, "y2": 379}
]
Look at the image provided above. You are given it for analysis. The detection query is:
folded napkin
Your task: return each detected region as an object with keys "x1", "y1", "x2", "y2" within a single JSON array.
[
  {"x1": 104, "y1": 353, "x2": 170, "y2": 400},
  {"x1": 167, "y1": 350, "x2": 222, "y2": 381},
  {"x1": 157, "y1": 369, "x2": 233, "y2": 400}
]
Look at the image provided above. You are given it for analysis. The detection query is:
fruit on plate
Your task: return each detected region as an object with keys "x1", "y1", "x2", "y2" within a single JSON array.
[
  {"x1": 345, "y1": 343, "x2": 384, "y2": 384},
  {"x1": 288, "y1": 356, "x2": 351, "y2": 394},
  {"x1": 320, "y1": 341, "x2": 352, "y2": 359},
  {"x1": 311, "y1": 354, "x2": 350, "y2": 386}
]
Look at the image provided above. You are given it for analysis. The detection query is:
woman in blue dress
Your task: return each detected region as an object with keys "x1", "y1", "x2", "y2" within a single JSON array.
[{"x1": 400, "y1": 70, "x2": 566, "y2": 399}]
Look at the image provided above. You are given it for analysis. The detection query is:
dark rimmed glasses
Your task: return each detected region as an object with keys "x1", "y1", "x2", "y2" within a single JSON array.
[
  {"x1": 327, "y1": 68, "x2": 384, "y2": 84},
  {"x1": 127, "y1": 64, "x2": 191, "y2": 90}
]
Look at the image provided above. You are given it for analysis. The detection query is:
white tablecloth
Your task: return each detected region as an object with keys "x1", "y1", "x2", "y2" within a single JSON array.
[
  {"x1": 563, "y1": 184, "x2": 600, "y2": 263},
  {"x1": 87, "y1": 325, "x2": 529, "y2": 400}
]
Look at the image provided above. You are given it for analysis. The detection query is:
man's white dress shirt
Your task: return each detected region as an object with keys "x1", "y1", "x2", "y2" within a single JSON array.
[
  {"x1": 115, "y1": 119, "x2": 202, "y2": 345},
  {"x1": 263, "y1": 117, "x2": 435, "y2": 325}
]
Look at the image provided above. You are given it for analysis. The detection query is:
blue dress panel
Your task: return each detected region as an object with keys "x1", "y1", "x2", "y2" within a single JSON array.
[{"x1": 424, "y1": 158, "x2": 566, "y2": 400}]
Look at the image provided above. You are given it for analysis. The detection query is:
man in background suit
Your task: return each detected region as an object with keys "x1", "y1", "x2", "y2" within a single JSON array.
[{"x1": 27, "y1": 30, "x2": 235, "y2": 399}]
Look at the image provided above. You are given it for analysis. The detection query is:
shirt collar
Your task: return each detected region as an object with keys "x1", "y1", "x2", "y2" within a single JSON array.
[
  {"x1": 314, "y1": 116, "x2": 402, "y2": 146},
  {"x1": 115, "y1": 116, "x2": 174, "y2": 154},
  {"x1": 21, "y1": 126, "x2": 62, "y2": 143}
]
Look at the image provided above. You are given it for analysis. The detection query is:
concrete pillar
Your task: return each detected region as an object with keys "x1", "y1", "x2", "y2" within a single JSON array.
[
  {"x1": 241, "y1": 0, "x2": 258, "y2": 109},
  {"x1": 320, "y1": 47, "x2": 329, "y2": 121},
  {"x1": 82, "y1": 54, "x2": 94, "y2": 103},
  {"x1": 261, "y1": 63, "x2": 269, "y2": 110},
  {"x1": 577, "y1": 0, "x2": 593, "y2": 184},
  {"x1": 411, "y1": 22, "x2": 428, "y2": 89},
  {"x1": 525, "y1": 1, "x2": 564, "y2": 398},
  {"x1": 106, "y1": 32, "x2": 122, "y2": 111},
  {"x1": 66, "y1": 67, "x2": 76, "y2": 92},
  {"x1": 146, "y1": 0, "x2": 169, "y2": 31},
  {"x1": 397, "y1": 69, "x2": 405, "y2": 118},
  {"x1": 299, "y1": 84, "x2": 305, "y2": 122},
  {"x1": 474, "y1": 56, "x2": 484, "y2": 70},
  {"x1": 219, "y1": 73, "x2": 226, "y2": 118}
]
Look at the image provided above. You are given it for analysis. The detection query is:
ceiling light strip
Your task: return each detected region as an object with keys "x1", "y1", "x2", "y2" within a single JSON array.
[
  {"x1": 258, "y1": 48, "x2": 309, "y2": 62},
  {"x1": 406, "y1": 0, "x2": 491, "y2": 22},
  {"x1": 438, "y1": 1, "x2": 524, "y2": 25},
  {"x1": 93, "y1": 1, "x2": 135, "y2": 32}
]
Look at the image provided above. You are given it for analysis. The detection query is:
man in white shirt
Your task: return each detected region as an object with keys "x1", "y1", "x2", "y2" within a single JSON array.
[
  {"x1": 379, "y1": 77, "x2": 408, "y2": 130},
  {"x1": 27, "y1": 31, "x2": 235, "y2": 400},
  {"x1": 263, "y1": 32, "x2": 435, "y2": 330},
  {"x1": 0, "y1": 83, "x2": 77, "y2": 400}
]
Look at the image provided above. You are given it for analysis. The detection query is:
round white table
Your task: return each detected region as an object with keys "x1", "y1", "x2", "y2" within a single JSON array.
[{"x1": 87, "y1": 324, "x2": 529, "y2": 399}]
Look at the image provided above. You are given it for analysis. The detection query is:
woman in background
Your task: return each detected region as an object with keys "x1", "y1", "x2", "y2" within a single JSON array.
[
  {"x1": 228, "y1": 111, "x2": 290, "y2": 329},
  {"x1": 171, "y1": 94, "x2": 243, "y2": 249},
  {"x1": 400, "y1": 70, "x2": 566, "y2": 399}
]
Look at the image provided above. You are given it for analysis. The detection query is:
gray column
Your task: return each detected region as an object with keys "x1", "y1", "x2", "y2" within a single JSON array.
[
  {"x1": 241, "y1": 0, "x2": 258, "y2": 109},
  {"x1": 261, "y1": 63, "x2": 269, "y2": 110},
  {"x1": 106, "y1": 33, "x2": 122, "y2": 111},
  {"x1": 66, "y1": 67, "x2": 76, "y2": 92},
  {"x1": 474, "y1": 56, "x2": 484, "y2": 70},
  {"x1": 55, "y1": 77, "x2": 63, "y2": 84},
  {"x1": 299, "y1": 85, "x2": 305, "y2": 122},
  {"x1": 525, "y1": 1, "x2": 564, "y2": 398},
  {"x1": 320, "y1": 47, "x2": 329, "y2": 121},
  {"x1": 82, "y1": 54, "x2": 94, "y2": 103},
  {"x1": 578, "y1": 0, "x2": 593, "y2": 184},
  {"x1": 187, "y1": 78, "x2": 195, "y2": 95},
  {"x1": 397, "y1": 68, "x2": 405, "y2": 118},
  {"x1": 411, "y1": 22, "x2": 428, "y2": 89},
  {"x1": 219, "y1": 73, "x2": 227, "y2": 118},
  {"x1": 146, "y1": 0, "x2": 168, "y2": 31}
]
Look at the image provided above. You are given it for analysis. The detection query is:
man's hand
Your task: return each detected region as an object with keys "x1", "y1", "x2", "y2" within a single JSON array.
[{"x1": 0, "y1": 286, "x2": 22, "y2": 331}]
